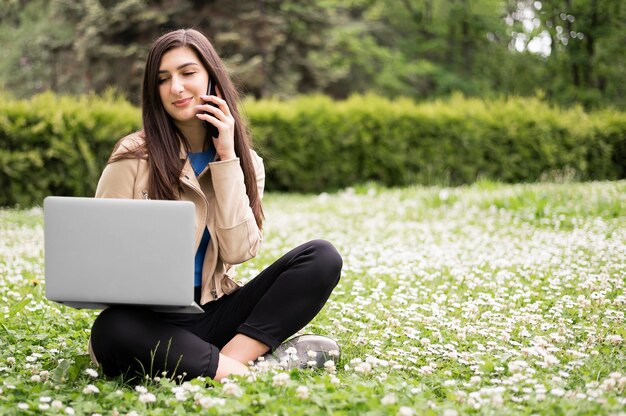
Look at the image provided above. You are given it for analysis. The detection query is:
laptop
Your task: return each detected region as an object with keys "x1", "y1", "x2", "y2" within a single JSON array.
[{"x1": 44, "y1": 196, "x2": 203, "y2": 313}]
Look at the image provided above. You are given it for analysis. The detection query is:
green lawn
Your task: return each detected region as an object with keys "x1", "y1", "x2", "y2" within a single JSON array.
[{"x1": 1, "y1": 181, "x2": 625, "y2": 415}]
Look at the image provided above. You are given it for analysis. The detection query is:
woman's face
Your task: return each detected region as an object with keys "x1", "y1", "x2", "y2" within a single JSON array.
[{"x1": 158, "y1": 46, "x2": 209, "y2": 126}]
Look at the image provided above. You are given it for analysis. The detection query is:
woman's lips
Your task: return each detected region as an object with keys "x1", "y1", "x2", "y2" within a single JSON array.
[{"x1": 173, "y1": 97, "x2": 193, "y2": 108}]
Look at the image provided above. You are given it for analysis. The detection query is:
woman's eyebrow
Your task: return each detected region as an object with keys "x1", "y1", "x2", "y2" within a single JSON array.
[{"x1": 158, "y1": 62, "x2": 200, "y2": 74}]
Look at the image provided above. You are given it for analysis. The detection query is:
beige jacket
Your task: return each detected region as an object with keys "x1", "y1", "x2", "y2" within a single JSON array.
[{"x1": 95, "y1": 131, "x2": 264, "y2": 305}]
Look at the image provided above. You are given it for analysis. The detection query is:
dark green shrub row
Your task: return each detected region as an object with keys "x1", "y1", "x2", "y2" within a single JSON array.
[
  {"x1": 0, "y1": 92, "x2": 140, "y2": 206},
  {"x1": 246, "y1": 94, "x2": 626, "y2": 193},
  {"x1": 1, "y1": 92, "x2": 624, "y2": 206}
]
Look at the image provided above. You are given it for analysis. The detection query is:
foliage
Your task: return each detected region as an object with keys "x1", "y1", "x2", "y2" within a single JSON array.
[
  {"x1": 0, "y1": 0, "x2": 623, "y2": 108},
  {"x1": 0, "y1": 91, "x2": 625, "y2": 206},
  {"x1": 504, "y1": 0, "x2": 626, "y2": 108},
  {"x1": 1, "y1": 181, "x2": 625, "y2": 414},
  {"x1": 0, "y1": 91, "x2": 140, "y2": 206},
  {"x1": 0, "y1": 0, "x2": 334, "y2": 102},
  {"x1": 246, "y1": 93, "x2": 626, "y2": 192}
]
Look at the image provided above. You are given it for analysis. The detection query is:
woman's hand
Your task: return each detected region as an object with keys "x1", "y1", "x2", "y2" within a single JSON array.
[{"x1": 195, "y1": 93, "x2": 236, "y2": 161}]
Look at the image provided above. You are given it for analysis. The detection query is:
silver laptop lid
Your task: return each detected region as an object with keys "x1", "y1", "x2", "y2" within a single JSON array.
[{"x1": 44, "y1": 197, "x2": 200, "y2": 312}]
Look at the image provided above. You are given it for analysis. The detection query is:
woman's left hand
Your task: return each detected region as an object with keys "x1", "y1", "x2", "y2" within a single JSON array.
[{"x1": 195, "y1": 94, "x2": 237, "y2": 161}]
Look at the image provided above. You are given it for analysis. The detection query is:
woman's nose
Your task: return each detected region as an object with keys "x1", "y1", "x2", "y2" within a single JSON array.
[{"x1": 171, "y1": 77, "x2": 184, "y2": 95}]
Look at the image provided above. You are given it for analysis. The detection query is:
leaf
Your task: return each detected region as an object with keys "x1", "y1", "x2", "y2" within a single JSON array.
[
  {"x1": 52, "y1": 358, "x2": 72, "y2": 383},
  {"x1": 8, "y1": 296, "x2": 31, "y2": 318},
  {"x1": 52, "y1": 355, "x2": 93, "y2": 384},
  {"x1": 0, "y1": 322, "x2": 15, "y2": 343}
]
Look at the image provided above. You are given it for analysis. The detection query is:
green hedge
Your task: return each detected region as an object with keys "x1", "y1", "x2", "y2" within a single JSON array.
[
  {"x1": 246, "y1": 94, "x2": 626, "y2": 192},
  {"x1": 0, "y1": 92, "x2": 140, "y2": 206},
  {"x1": 1, "y1": 92, "x2": 624, "y2": 206}
]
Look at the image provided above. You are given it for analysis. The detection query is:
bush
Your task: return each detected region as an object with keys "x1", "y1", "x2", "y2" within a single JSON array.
[
  {"x1": 0, "y1": 91, "x2": 140, "y2": 206},
  {"x1": 0, "y1": 91, "x2": 624, "y2": 206},
  {"x1": 246, "y1": 94, "x2": 626, "y2": 192}
]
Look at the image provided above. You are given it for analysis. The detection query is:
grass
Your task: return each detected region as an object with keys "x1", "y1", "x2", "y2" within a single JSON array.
[{"x1": 1, "y1": 180, "x2": 625, "y2": 415}]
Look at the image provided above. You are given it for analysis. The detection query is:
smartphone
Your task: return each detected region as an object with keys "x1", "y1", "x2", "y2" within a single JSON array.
[{"x1": 202, "y1": 77, "x2": 219, "y2": 139}]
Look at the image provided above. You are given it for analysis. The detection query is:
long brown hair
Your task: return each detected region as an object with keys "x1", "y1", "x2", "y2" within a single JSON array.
[{"x1": 113, "y1": 29, "x2": 263, "y2": 228}]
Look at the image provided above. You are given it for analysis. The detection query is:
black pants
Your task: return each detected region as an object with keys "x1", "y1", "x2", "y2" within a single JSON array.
[{"x1": 90, "y1": 240, "x2": 342, "y2": 380}]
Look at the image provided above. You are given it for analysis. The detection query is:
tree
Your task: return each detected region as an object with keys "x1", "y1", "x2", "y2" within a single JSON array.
[{"x1": 505, "y1": 0, "x2": 626, "y2": 107}]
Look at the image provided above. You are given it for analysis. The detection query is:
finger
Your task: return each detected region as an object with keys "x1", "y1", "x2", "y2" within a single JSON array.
[
  {"x1": 203, "y1": 93, "x2": 232, "y2": 117},
  {"x1": 195, "y1": 112, "x2": 225, "y2": 129},
  {"x1": 196, "y1": 103, "x2": 226, "y2": 120}
]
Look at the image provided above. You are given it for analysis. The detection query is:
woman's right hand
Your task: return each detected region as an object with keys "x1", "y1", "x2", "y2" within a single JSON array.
[{"x1": 196, "y1": 92, "x2": 236, "y2": 161}]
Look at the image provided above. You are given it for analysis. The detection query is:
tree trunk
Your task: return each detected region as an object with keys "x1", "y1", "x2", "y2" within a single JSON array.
[{"x1": 587, "y1": 0, "x2": 598, "y2": 89}]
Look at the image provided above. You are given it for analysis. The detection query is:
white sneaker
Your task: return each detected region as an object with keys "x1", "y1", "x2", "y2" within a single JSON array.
[{"x1": 260, "y1": 334, "x2": 341, "y2": 370}]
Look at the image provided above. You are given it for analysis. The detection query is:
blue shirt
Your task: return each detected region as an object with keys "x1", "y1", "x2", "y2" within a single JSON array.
[{"x1": 188, "y1": 146, "x2": 216, "y2": 287}]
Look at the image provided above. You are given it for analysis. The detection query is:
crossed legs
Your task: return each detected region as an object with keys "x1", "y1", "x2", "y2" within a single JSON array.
[{"x1": 90, "y1": 240, "x2": 342, "y2": 381}]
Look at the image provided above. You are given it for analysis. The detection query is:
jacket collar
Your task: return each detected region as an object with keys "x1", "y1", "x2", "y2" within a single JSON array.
[{"x1": 179, "y1": 142, "x2": 188, "y2": 160}]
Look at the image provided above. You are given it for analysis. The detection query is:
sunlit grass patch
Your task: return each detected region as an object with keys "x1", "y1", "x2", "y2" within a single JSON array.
[{"x1": 1, "y1": 181, "x2": 625, "y2": 415}]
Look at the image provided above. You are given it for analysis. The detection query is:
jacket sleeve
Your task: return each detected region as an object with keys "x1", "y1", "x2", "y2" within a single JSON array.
[
  {"x1": 95, "y1": 158, "x2": 138, "y2": 199},
  {"x1": 209, "y1": 151, "x2": 264, "y2": 264}
]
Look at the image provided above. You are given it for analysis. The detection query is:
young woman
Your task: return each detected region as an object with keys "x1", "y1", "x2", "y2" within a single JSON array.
[{"x1": 88, "y1": 29, "x2": 342, "y2": 381}]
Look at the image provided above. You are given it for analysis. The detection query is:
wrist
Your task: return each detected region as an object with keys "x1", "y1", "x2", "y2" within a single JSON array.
[{"x1": 219, "y1": 152, "x2": 237, "y2": 161}]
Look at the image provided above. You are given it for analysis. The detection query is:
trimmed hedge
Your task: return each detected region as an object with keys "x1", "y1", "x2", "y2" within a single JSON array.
[
  {"x1": 0, "y1": 92, "x2": 624, "y2": 206},
  {"x1": 246, "y1": 94, "x2": 626, "y2": 192},
  {"x1": 0, "y1": 92, "x2": 140, "y2": 206}
]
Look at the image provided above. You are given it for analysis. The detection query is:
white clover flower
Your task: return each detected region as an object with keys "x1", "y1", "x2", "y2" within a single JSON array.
[
  {"x1": 182, "y1": 382, "x2": 201, "y2": 393},
  {"x1": 418, "y1": 365, "x2": 434, "y2": 375},
  {"x1": 196, "y1": 396, "x2": 225, "y2": 409},
  {"x1": 39, "y1": 404, "x2": 50, "y2": 411},
  {"x1": 17, "y1": 403, "x2": 29, "y2": 410},
  {"x1": 324, "y1": 360, "x2": 336, "y2": 373},
  {"x1": 491, "y1": 394, "x2": 504, "y2": 406},
  {"x1": 82, "y1": 384, "x2": 99, "y2": 394},
  {"x1": 605, "y1": 334, "x2": 623, "y2": 345},
  {"x1": 272, "y1": 373, "x2": 290, "y2": 387},
  {"x1": 508, "y1": 360, "x2": 528, "y2": 373},
  {"x1": 6, "y1": 357, "x2": 15, "y2": 365},
  {"x1": 174, "y1": 391, "x2": 187, "y2": 401},
  {"x1": 543, "y1": 354, "x2": 559, "y2": 367},
  {"x1": 295, "y1": 385, "x2": 309, "y2": 399},
  {"x1": 285, "y1": 347, "x2": 298, "y2": 356},
  {"x1": 354, "y1": 362, "x2": 372, "y2": 374},
  {"x1": 330, "y1": 376, "x2": 341, "y2": 385},
  {"x1": 135, "y1": 385, "x2": 148, "y2": 394},
  {"x1": 51, "y1": 400, "x2": 63, "y2": 409},
  {"x1": 30, "y1": 374, "x2": 41, "y2": 382},
  {"x1": 381, "y1": 393, "x2": 397, "y2": 405},
  {"x1": 328, "y1": 349, "x2": 340, "y2": 357},
  {"x1": 85, "y1": 368, "x2": 98, "y2": 378},
  {"x1": 551, "y1": 388, "x2": 565, "y2": 397},
  {"x1": 138, "y1": 393, "x2": 156, "y2": 404},
  {"x1": 306, "y1": 360, "x2": 318, "y2": 367},
  {"x1": 397, "y1": 406, "x2": 415, "y2": 416},
  {"x1": 442, "y1": 410, "x2": 458, "y2": 416},
  {"x1": 223, "y1": 383, "x2": 242, "y2": 397},
  {"x1": 39, "y1": 396, "x2": 52, "y2": 403},
  {"x1": 307, "y1": 350, "x2": 317, "y2": 358}
]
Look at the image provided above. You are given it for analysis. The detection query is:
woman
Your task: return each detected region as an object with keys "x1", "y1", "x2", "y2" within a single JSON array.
[{"x1": 89, "y1": 29, "x2": 342, "y2": 381}]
